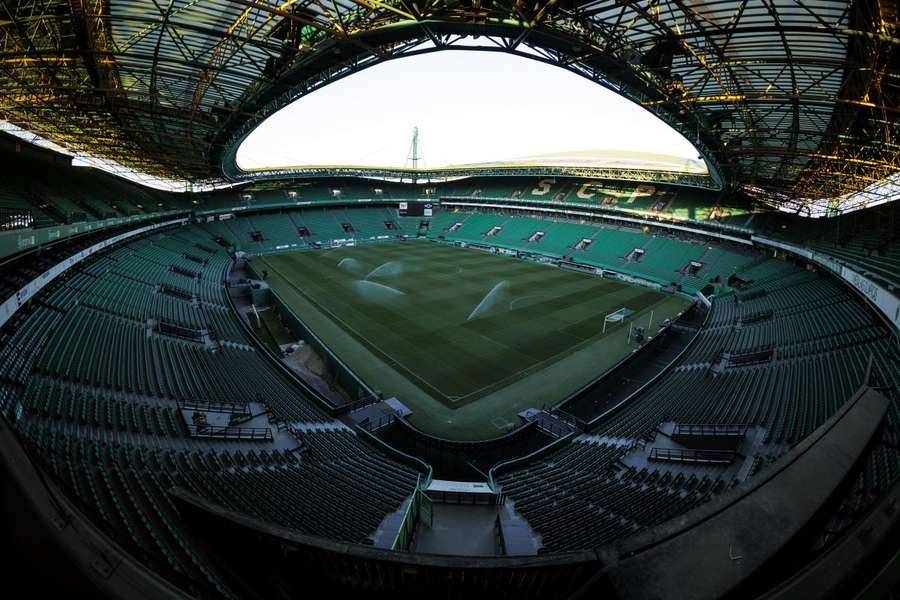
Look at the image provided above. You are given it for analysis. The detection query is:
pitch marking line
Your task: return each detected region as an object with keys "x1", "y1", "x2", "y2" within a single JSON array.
[{"x1": 259, "y1": 251, "x2": 675, "y2": 410}]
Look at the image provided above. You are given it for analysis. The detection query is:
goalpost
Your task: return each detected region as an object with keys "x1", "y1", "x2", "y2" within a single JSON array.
[{"x1": 602, "y1": 307, "x2": 634, "y2": 334}]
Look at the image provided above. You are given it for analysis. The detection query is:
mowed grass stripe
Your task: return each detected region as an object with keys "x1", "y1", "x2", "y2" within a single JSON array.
[
  {"x1": 254, "y1": 242, "x2": 685, "y2": 407},
  {"x1": 264, "y1": 246, "x2": 625, "y2": 398},
  {"x1": 295, "y1": 268, "x2": 543, "y2": 397},
  {"x1": 262, "y1": 258, "x2": 463, "y2": 402},
  {"x1": 262, "y1": 250, "x2": 506, "y2": 400},
  {"x1": 257, "y1": 255, "x2": 492, "y2": 397}
]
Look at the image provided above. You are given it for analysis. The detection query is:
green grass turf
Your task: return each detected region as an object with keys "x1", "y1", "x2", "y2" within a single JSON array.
[{"x1": 252, "y1": 241, "x2": 690, "y2": 440}]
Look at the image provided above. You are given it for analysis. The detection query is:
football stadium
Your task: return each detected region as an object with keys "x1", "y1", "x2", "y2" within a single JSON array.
[{"x1": 1, "y1": 2, "x2": 899, "y2": 599}]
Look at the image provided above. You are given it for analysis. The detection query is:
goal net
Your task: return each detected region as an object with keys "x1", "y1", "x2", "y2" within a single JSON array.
[{"x1": 602, "y1": 307, "x2": 635, "y2": 333}]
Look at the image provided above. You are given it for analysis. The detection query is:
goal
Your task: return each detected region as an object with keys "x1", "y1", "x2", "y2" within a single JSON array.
[{"x1": 602, "y1": 307, "x2": 634, "y2": 334}]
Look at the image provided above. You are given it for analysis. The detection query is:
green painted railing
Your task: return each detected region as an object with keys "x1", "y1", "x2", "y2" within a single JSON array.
[
  {"x1": 486, "y1": 432, "x2": 576, "y2": 492},
  {"x1": 391, "y1": 477, "x2": 424, "y2": 551},
  {"x1": 355, "y1": 425, "x2": 433, "y2": 489}
]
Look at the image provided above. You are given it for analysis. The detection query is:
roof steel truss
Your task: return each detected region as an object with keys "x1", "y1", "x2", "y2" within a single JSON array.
[{"x1": 0, "y1": 0, "x2": 896, "y2": 209}]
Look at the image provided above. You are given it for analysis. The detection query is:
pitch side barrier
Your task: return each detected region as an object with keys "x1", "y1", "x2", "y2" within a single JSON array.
[
  {"x1": 0, "y1": 217, "x2": 189, "y2": 329},
  {"x1": 390, "y1": 416, "x2": 543, "y2": 452},
  {"x1": 244, "y1": 234, "x2": 409, "y2": 258},
  {"x1": 237, "y1": 261, "x2": 377, "y2": 410},
  {"x1": 552, "y1": 257, "x2": 679, "y2": 295},
  {"x1": 243, "y1": 259, "x2": 378, "y2": 402},
  {"x1": 270, "y1": 288, "x2": 379, "y2": 406},
  {"x1": 753, "y1": 235, "x2": 900, "y2": 332}
]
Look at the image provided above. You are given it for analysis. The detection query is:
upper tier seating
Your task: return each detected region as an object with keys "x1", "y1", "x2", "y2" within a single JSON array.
[
  {"x1": 0, "y1": 140, "x2": 179, "y2": 227},
  {"x1": 812, "y1": 234, "x2": 900, "y2": 293},
  {"x1": 752, "y1": 201, "x2": 900, "y2": 295}
]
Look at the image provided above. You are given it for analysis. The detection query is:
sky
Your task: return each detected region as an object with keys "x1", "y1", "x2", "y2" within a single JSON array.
[{"x1": 236, "y1": 50, "x2": 706, "y2": 173}]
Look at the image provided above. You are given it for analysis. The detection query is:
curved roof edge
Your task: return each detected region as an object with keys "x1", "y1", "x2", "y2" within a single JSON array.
[
  {"x1": 226, "y1": 163, "x2": 721, "y2": 191},
  {"x1": 212, "y1": 34, "x2": 728, "y2": 192}
]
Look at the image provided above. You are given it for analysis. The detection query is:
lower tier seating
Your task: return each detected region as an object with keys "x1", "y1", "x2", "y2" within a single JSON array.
[
  {"x1": 427, "y1": 209, "x2": 756, "y2": 292},
  {"x1": 497, "y1": 256, "x2": 900, "y2": 552},
  {"x1": 0, "y1": 220, "x2": 424, "y2": 596}
]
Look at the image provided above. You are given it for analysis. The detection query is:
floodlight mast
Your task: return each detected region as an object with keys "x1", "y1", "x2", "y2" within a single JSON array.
[{"x1": 405, "y1": 126, "x2": 423, "y2": 183}]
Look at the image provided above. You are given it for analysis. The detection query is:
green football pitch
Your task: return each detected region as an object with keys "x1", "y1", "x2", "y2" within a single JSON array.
[{"x1": 251, "y1": 241, "x2": 690, "y2": 440}]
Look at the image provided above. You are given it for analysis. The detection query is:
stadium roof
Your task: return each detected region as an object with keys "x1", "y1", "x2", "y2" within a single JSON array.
[{"x1": 1, "y1": 0, "x2": 897, "y2": 208}]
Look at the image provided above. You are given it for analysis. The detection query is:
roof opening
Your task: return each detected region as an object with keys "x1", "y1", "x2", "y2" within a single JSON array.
[{"x1": 236, "y1": 51, "x2": 707, "y2": 174}]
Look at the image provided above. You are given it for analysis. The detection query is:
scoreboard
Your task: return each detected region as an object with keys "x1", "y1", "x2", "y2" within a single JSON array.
[{"x1": 398, "y1": 202, "x2": 433, "y2": 217}]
